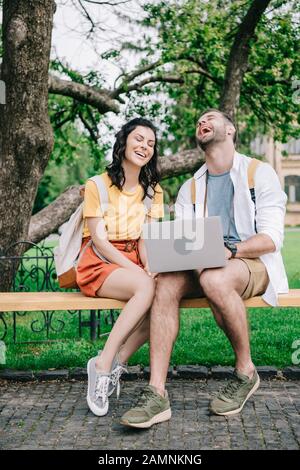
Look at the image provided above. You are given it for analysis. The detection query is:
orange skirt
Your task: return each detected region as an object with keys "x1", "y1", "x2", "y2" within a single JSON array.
[{"x1": 76, "y1": 236, "x2": 143, "y2": 297}]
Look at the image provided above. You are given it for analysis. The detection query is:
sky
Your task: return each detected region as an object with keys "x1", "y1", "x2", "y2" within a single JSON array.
[
  {"x1": 50, "y1": 0, "x2": 163, "y2": 149},
  {"x1": 0, "y1": 0, "x2": 170, "y2": 156},
  {"x1": 51, "y1": 0, "x2": 151, "y2": 86}
]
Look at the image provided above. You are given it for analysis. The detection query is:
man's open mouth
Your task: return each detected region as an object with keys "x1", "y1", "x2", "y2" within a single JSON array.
[{"x1": 200, "y1": 126, "x2": 213, "y2": 137}]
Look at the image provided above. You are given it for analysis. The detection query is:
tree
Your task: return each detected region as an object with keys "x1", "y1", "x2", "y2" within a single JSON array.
[
  {"x1": 0, "y1": 0, "x2": 55, "y2": 290},
  {"x1": 0, "y1": 0, "x2": 299, "y2": 291},
  {"x1": 138, "y1": 0, "x2": 299, "y2": 148}
]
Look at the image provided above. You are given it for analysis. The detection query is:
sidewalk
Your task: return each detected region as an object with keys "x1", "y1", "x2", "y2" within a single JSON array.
[{"x1": 0, "y1": 378, "x2": 299, "y2": 450}]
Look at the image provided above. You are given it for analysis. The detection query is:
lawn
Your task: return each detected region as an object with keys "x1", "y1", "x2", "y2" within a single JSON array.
[{"x1": 1, "y1": 231, "x2": 299, "y2": 370}]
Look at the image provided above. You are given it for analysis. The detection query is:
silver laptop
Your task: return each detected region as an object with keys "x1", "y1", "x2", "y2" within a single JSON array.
[{"x1": 142, "y1": 216, "x2": 227, "y2": 273}]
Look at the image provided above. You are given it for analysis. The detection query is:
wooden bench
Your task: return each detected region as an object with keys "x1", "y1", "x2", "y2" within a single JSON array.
[{"x1": 0, "y1": 290, "x2": 299, "y2": 341}]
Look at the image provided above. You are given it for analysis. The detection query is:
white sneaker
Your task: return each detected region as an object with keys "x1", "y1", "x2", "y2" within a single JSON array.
[
  {"x1": 109, "y1": 363, "x2": 128, "y2": 398},
  {"x1": 87, "y1": 357, "x2": 111, "y2": 416},
  {"x1": 98, "y1": 350, "x2": 128, "y2": 398}
]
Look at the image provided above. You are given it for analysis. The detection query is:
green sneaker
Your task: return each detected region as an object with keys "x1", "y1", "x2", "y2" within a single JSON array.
[
  {"x1": 210, "y1": 369, "x2": 260, "y2": 416},
  {"x1": 120, "y1": 385, "x2": 171, "y2": 429}
]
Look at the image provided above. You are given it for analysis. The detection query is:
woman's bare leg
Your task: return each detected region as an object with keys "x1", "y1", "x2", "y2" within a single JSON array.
[
  {"x1": 118, "y1": 313, "x2": 150, "y2": 364},
  {"x1": 94, "y1": 268, "x2": 155, "y2": 373}
]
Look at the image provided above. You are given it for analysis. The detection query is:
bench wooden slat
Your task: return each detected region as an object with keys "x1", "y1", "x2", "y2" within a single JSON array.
[{"x1": 0, "y1": 290, "x2": 299, "y2": 312}]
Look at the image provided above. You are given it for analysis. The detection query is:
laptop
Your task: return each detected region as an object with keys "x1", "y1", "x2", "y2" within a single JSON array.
[{"x1": 142, "y1": 216, "x2": 227, "y2": 273}]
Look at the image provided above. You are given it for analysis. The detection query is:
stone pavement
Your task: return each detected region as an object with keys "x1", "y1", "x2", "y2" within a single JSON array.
[{"x1": 0, "y1": 378, "x2": 299, "y2": 450}]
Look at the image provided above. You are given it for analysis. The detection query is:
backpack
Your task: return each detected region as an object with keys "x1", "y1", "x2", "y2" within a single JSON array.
[
  {"x1": 191, "y1": 157, "x2": 261, "y2": 231},
  {"x1": 54, "y1": 175, "x2": 154, "y2": 289}
]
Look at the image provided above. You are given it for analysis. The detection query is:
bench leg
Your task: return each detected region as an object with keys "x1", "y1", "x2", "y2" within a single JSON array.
[{"x1": 90, "y1": 310, "x2": 97, "y2": 342}]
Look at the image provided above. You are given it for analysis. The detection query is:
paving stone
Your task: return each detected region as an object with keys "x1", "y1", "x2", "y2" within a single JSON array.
[
  {"x1": 69, "y1": 368, "x2": 87, "y2": 380},
  {"x1": 176, "y1": 365, "x2": 209, "y2": 379},
  {"x1": 35, "y1": 370, "x2": 69, "y2": 381},
  {"x1": 0, "y1": 378, "x2": 299, "y2": 450},
  {"x1": 125, "y1": 366, "x2": 142, "y2": 381},
  {"x1": 210, "y1": 366, "x2": 234, "y2": 379},
  {"x1": 282, "y1": 367, "x2": 300, "y2": 380},
  {"x1": 143, "y1": 366, "x2": 174, "y2": 380},
  {"x1": 256, "y1": 366, "x2": 279, "y2": 379},
  {"x1": 0, "y1": 370, "x2": 34, "y2": 382}
]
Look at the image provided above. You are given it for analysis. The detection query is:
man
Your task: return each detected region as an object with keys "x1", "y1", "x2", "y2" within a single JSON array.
[{"x1": 120, "y1": 109, "x2": 288, "y2": 428}]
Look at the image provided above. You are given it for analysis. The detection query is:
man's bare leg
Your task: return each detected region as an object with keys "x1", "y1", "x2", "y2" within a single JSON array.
[
  {"x1": 199, "y1": 259, "x2": 255, "y2": 377},
  {"x1": 119, "y1": 271, "x2": 199, "y2": 428},
  {"x1": 149, "y1": 271, "x2": 199, "y2": 396}
]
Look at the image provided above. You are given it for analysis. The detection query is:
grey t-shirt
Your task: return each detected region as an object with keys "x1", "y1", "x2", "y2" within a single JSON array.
[{"x1": 207, "y1": 171, "x2": 241, "y2": 243}]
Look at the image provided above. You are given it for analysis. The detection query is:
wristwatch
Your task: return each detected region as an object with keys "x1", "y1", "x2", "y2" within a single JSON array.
[{"x1": 224, "y1": 241, "x2": 237, "y2": 258}]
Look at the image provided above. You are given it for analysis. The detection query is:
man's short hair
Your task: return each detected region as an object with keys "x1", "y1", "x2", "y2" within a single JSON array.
[{"x1": 198, "y1": 108, "x2": 237, "y2": 144}]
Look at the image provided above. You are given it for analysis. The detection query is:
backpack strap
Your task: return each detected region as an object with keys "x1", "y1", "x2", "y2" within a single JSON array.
[
  {"x1": 190, "y1": 159, "x2": 261, "y2": 225},
  {"x1": 248, "y1": 158, "x2": 260, "y2": 197},
  {"x1": 247, "y1": 158, "x2": 261, "y2": 233},
  {"x1": 143, "y1": 187, "x2": 155, "y2": 214},
  {"x1": 87, "y1": 176, "x2": 154, "y2": 215},
  {"x1": 191, "y1": 178, "x2": 196, "y2": 213},
  {"x1": 89, "y1": 174, "x2": 109, "y2": 215}
]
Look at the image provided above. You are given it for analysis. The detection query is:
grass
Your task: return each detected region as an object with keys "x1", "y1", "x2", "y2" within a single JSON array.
[{"x1": 1, "y1": 231, "x2": 299, "y2": 370}]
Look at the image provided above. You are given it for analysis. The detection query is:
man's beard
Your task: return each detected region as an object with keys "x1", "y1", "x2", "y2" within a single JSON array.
[{"x1": 196, "y1": 128, "x2": 226, "y2": 151}]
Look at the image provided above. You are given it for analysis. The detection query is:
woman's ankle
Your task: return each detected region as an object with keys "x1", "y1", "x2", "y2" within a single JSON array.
[
  {"x1": 117, "y1": 346, "x2": 128, "y2": 366},
  {"x1": 95, "y1": 355, "x2": 111, "y2": 374}
]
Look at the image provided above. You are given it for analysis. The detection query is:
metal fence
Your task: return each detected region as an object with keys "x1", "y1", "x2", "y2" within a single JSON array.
[{"x1": 0, "y1": 241, "x2": 118, "y2": 344}]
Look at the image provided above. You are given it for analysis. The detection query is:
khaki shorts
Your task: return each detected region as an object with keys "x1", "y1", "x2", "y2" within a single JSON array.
[
  {"x1": 184, "y1": 257, "x2": 269, "y2": 300},
  {"x1": 239, "y1": 257, "x2": 269, "y2": 300}
]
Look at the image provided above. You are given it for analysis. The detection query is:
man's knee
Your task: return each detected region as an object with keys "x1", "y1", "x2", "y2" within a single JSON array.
[
  {"x1": 155, "y1": 272, "x2": 189, "y2": 305},
  {"x1": 199, "y1": 269, "x2": 230, "y2": 300}
]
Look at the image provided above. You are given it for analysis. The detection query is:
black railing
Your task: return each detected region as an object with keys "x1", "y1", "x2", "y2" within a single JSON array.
[{"x1": 0, "y1": 240, "x2": 119, "y2": 344}]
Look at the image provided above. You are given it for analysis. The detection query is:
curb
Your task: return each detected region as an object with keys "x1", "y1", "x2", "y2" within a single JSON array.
[{"x1": 0, "y1": 366, "x2": 300, "y2": 382}]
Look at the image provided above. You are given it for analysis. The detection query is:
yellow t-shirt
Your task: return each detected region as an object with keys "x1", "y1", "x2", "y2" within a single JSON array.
[{"x1": 82, "y1": 172, "x2": 164, "y2": 240}]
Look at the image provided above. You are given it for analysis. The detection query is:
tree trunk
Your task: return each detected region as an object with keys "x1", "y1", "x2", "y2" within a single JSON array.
[
  {"x1": 0, "y1": 0, "x2": 56, "y2": 291},
  {"x1": 220, "y1": 0, "x2": 272, "y2": 118}
]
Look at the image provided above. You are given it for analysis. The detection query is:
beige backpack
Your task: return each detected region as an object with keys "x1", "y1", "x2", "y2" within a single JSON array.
[{"x1": 54, "y1": 175, "x2": 153, "y2": 289}]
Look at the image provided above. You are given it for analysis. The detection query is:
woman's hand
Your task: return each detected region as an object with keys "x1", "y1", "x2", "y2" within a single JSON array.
[{"x1": 144, "y1": 262, "x2": 158, "y2": 279}]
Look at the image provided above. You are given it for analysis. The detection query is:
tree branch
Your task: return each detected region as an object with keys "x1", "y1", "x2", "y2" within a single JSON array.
[
  {"x1": 78, "y1": 0, "x2": 96, "y2": 35},
  {"x1": 82, "y1": 0, "x2": 132, "y2": 5},
  {"x1": 29, "y1": 185, "x2": 84, "y2": 245},
  {"x1": 53, "y1": 114, "x2": 74, "y2": 131},
  {"x1": 112, "y1": 60, "x2": 162, "y2": 97},
  {"x1": 48, "y1": 74, "x2": 120, "y2": 114},
  {"x1": 79, "y1": 111, "x2": 99, "y2": 142},
  {"x1": 121, "y1": 75, "x2": 185, "y2": 94},
  {"x1": 179, "y1": 56, "x2": 223, "y2": 85},
  {"x1": 220, "y1": 0, "x2": 272, "y2": 118}
]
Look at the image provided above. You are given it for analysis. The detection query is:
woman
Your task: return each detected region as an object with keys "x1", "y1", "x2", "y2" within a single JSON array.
[{"x1": 76, "y1": 117, "x2": 164, "y2": 416}]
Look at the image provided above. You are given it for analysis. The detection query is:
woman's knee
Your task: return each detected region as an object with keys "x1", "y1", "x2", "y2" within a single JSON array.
[{"x1": 134, "y1": 273, "x2": 156, "y2": 300}]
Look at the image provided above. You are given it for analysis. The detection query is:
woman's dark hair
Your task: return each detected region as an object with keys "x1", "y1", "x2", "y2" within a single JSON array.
[{"x1": 106, "y1": 117, "x2": 160, "y2": 199}]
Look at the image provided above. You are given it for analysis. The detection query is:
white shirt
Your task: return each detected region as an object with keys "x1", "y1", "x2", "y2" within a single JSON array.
[{"x1": 175, "y1": 151, "x2": 289, "y2": 306}]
